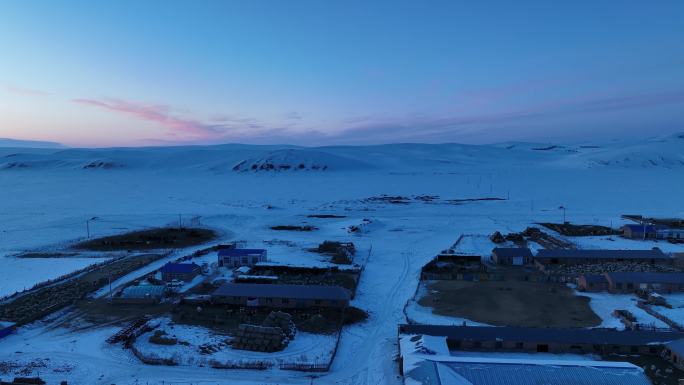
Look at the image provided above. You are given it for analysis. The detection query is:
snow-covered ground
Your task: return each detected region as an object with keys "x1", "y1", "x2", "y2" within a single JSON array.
[
  {"x1": 578, "y1": 291, "x2": 669, "y2": 329},
  {"x1": 1, "y1": 256, "x2": 109, "y2": 297},
  {"x1": 1, "y1": 136, "x2": 684, "y2": 384},
  {"x1": 133, "y1": 317, "x2": 337, "y2": 367},
  {"x1": 654, "y1": 294, "x2": 684, "y2": 326}
]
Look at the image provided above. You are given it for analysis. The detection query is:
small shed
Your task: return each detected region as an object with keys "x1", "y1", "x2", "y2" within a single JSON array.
[
  {"x1": 491, "y1": 247, "x2": 533, "y2": 265},
  {"x1": 621, "y1": 224, "x2": 657, "y2": 239}
]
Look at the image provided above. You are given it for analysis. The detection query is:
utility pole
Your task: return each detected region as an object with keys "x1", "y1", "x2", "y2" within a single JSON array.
[
  {"x1": 178, "y1": 214, "x2": 182, "y2": 229},
  {"x1": 643, "y1": 221, "x2": 647, "y2": 241},
  {"x1": 86, "y1": 219, "x2": 90, "y2": 238}
]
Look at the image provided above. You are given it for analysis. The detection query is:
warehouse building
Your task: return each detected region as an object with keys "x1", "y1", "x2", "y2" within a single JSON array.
[
  {"x1": 604, "y1": 272, "x2": 684, "y2": 293},
  {"x1": 535, "y1": 248, "x2": 671, "y2": 266},
  {"x1": 398, "y1": 324, "x2": 684, "y2": 355},
  {"x1": 211, "y1": 283, "x2": 350, "y2": 308},
  {"x1": 398, "y1": 331, "x2": 654, "y2": 385}
]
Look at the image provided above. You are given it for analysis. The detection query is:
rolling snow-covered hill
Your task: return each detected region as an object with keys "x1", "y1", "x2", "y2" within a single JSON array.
[{"x1": 0, "y1": 133, "x2": 682, "y2": 172}]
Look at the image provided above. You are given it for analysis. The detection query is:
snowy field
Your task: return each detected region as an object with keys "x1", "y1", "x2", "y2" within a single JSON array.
[
  {"x1": 1, "y1": 256, "x2": 109, "y2": 297},
  {"x1": 577, "y1": 290, "x2": 669, "y2": 329},
  {"x1": 1, "y1": 136, "x2": 684, "y2": 384}
]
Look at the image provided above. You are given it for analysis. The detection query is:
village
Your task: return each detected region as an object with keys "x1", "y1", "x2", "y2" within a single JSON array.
[
  {"x1": 0, "y1": 210, "x2": 683, "y2": 385},
  {"x1": 401, "y1": 217, "x2": 684, "y2": 385}
]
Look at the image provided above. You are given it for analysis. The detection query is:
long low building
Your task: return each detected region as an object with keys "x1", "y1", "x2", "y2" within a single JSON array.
[
  {"x1": 535, "y1": 248, "x2": 671, "y2": 266},
  {"x1": 604, "y1": 272, "x2": 684, "y2": 293},
  {"x1": 211, "y1": 283, "x2": 350, "y2": 308},
  {"x1": 405, "y1": 357, "x2": 652, "y2": 385},
  {"x1": 398, "y1": 324, "x2": 684, "y2": 355},
  {"x1": 398, "y1": 332, "x2": 653, "y2": 385}
]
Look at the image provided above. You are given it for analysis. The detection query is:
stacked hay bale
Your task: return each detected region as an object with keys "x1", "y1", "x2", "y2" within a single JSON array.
[
  {"x1": 231, "y1": 324, "x2": 289, "y2": 352},
  {"x1": 262, "y1": 311, "x2": 296, "y2": 339}
]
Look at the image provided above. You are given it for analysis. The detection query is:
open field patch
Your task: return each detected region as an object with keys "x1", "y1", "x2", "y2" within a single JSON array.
[
  {"x1": 418, "y1": 279, "x2": 601, "y2": 328},
  {"x1": 73, "y1": 227, "x2": 217, "y2": 251}
]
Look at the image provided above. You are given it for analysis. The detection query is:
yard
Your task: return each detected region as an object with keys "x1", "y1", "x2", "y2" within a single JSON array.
[
  {"x1": 417, "y1": 279, "x2": 601, "y2": 328},
  {"x1": 132, "y1": 317, "x2": 339, "y2": 369}
]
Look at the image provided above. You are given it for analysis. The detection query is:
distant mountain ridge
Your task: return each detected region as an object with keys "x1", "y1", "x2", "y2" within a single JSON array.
[
  {"x1": 0, "y1": 138, "x2": 65, "y2": 148},
  {"x1": 0, "y1": 133, "x2": 682, "y2": 172}
]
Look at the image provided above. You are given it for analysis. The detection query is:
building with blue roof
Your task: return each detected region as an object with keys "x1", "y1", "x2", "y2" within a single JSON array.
[
  {"x1": 160, "y1": 262, "x2": 201, "y2": 282},
  {"x1": 218, "y1": 248, "x2": 267, "y2": 268}
]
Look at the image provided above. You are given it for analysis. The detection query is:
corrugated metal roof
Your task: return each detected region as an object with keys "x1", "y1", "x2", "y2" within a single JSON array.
[
  {"x1": 399, "y1": 324, "x2": 684, "y2": 346},
  {"x1": 121, "y1": 285, "x2": 165, "y2": 298},
  {"x1": 212, "y1": 283, "x2": 350, "y2": 301},
  {"x1": 218, "y1": 248, "x2": 267, "y2": 257},
  {"x1": 607, "y1": 272, "x2": 684, "y2": 284},
  {"x1": 436, "y1": 360, "x2": 651, "y2": 385},
  {"x1": 491, "y1": 248, "x2": 533, "y2": 258},
  {"x1": 536, "y1": 248, "x2": 669, "y2": 260},
  {"x1": 160, "y1": 262, "x2": 200, "y2": 273}
]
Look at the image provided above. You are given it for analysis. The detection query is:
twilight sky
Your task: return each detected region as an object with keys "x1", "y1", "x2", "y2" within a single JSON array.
[{"x1": 1, "y1": 0, "x2": 683, "y2": 147}]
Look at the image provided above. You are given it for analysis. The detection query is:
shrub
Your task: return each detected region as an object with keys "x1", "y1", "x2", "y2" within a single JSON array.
[
  {"x1": 148, "y1": 330, "x2": 178, "y2": 345},
  {"x1": 343, "y1": 306, "x2": 368, "y2": 325}
]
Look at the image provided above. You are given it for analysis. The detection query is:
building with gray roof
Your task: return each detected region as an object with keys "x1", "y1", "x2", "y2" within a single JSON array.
[
  {"x1": 212, "y1": 283, "x2": 350, "y2": 308},
  {"x1": 605, "y1": 272, "x2": 684, "y2": 293},
  {"x1": 399, "y1": 324, "x2": 684, "y2": 355},
  {"x1": 535, "y1": 248, "x2": 671, "y2": 266}
]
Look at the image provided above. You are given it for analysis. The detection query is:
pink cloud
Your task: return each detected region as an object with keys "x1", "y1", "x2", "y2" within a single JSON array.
[
  {"x1": 0, "y1": 82, "x2": 50, "y2": 96},
  {"x1": 72, "y1": 98, "x2": 223, "y2": 139}
]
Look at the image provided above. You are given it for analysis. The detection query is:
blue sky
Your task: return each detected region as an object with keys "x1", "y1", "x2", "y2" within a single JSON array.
[{"x1": 0, "y1": 0, "x2": 683, "y2": 147}]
